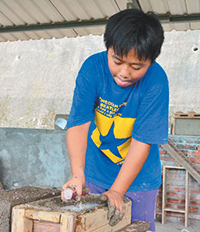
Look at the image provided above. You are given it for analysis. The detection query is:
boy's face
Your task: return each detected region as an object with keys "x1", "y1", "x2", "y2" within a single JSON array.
[{"x1": 107, "y1": 47, "x2": 152, "y2": 88}]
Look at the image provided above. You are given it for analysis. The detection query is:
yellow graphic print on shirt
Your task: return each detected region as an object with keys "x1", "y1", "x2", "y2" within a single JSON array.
[{"x1": 91, "y1": 97, "x2": 136, "y2": 165}]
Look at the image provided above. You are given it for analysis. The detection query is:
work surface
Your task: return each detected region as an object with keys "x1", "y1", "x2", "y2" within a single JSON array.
[{"x1": 12, "y1": 194, "x2": 134, "y2": 232}]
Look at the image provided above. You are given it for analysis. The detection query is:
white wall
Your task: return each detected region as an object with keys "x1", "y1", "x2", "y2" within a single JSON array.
[
  {"x1": 0, "y1": 30, "x2": 200, "y2": 129},
  {"x1": 157, "y1": 30, "x2": 200, "y2": 124}
]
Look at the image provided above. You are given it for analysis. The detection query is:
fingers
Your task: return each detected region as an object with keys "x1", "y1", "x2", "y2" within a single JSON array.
[
  {"x1": 109, "y1": 208, "x2": 125, "y2": 226},
  {"x1": 107, "y1": 201, "x2": 125, "y2": 226},
  {"x1": 100, "y1": 194, "x2": 108, "y2": 202},
  {"x1": 61, "y1": 175, "x2": 85, "y2": 202},
  {"x1": 62, "y1": 185, "x2": 78, "y2": 201},
  {"x1": 82, "y1": 187, "x2": 90, "y2": 197},
  {"x1": 108, "y1": 201, "x2": 115, "y2": 220},
  {"x1": 62, "y1": 182, "x2": 69, "y2": 191},
  {"x1": 62, "y1": 181, "x2": 82, "y2": 201},
  {"x1": 103, "y1": 190, "x2": 125, "y2": 226},
  {"x1": 62, "y1": 183, "x2": 90, "y2": 202},
  {"x1": 76, "y1": 185, "x2": 82, "y2": 200}
]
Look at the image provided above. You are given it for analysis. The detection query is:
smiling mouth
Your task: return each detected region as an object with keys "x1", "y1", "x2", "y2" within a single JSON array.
[
  {"x1": 114, "y1": 76, "x2": 132, "y2": 87},
  {"x1": 116, "y1": 76, "x2": 130, "y2": 83},
  {"x1": 120, "y1": 79, "x2": 130, "y2": 83}
]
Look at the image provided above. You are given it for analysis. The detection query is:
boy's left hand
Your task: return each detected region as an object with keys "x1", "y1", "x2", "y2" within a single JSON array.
[{"x1": 102, "y1": 190, "x2": 125, "y2": 226}]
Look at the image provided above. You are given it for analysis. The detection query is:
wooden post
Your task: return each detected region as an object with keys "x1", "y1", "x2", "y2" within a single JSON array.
[
  {"x1": 162, "y1": 166, "x2": 166, "y2": 224},
  {"x1": 25, "y1": 209, "x2": 61, "y2": 223},
  {"x1": 60, "y1": 212, "x2": 76, "y2": 232},
  {"x1": 185, "y1": 170, "x2": 189, "y2": 227},
  {"x1": 11, "y1": 207, "x2": 33, "y2": 232}
]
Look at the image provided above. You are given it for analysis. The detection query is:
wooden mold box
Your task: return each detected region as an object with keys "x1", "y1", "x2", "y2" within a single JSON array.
[{"x1": 11, "y1": 194, "x2": 132, "y2": 232}]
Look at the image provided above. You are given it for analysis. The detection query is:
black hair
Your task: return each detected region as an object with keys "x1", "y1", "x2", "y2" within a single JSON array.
[{"x1": 104, "y1": 9, "x2": 164, "y2": 63}]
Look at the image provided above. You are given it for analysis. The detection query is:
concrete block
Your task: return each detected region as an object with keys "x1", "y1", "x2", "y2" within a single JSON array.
[
  {"x1": 0, "y1": 186, "x2": 60, "y2": 232},
  {"x1": 175, "y1": 118, "x2": 200, "y2": 136}
]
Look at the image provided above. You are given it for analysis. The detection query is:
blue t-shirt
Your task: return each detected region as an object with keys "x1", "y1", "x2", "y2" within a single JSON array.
[{"x1": 67, "y1": 51, "x2": 169, "y2": 191}]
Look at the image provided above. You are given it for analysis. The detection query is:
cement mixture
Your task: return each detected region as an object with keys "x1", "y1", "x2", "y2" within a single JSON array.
[{"x1": 24, "y1": 194, "x2": 113, "y2": 214}]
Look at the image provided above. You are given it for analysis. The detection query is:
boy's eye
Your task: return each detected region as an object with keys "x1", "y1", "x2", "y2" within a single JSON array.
[
  {"x1": 132, "y1": 67, "x2": 141, "y2": 71},
  {"x1": 114, "y1": 60, "x2": 122, "y2": 65}
]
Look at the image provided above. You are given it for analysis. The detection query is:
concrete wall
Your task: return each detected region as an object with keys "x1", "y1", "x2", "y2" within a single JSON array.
[
  {"x1": 0, "y1": 30, "x2": 200, "y2": 129},
  {"x1": 0, "y1": 35, "x2": 105, "y2": 129},
  {"x1": 157, "y1": 31, "x2": 200, "y2": 124},
  {"x1": 0, "y1": 128, "x2": 70, "y2": 190}
]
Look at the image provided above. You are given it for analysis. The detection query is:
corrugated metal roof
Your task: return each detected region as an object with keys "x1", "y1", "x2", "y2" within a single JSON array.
[{"x1": 0, "y1": 0, "x2": 200, "y2": 42}]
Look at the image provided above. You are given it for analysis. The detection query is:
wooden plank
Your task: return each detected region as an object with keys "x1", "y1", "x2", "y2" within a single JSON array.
[
  {"x1": 33, "y1": 220, "x2": 60, "y2": 232},
  {"x1": 78, "y1": 201, "x2": 131, "y2": 232},
  {"x1": 174, "y1": 111, "x2": 200, "y2": 118},
  {"x1": 185, "y1": 170, "x2": 189, "y2": 227},
  {"x1": 164, "y1": 208, "x2": 185, "y2": 213},
  {"x1": 25, "y1": 209, "x2": 61, "y2": 223},
  {"x1": 11, "y1": 207, "x2": 33, "y2": 232},
  {"x1": 92, "y1": 209, "x2": 131, "y2": 232},
  {"x1": 161, "y1": 139, "x2": 200, "y2": 183},
  {"x1": 93, "y1": 212, "x2": 131, "y2": 232},
  {"x1": 162, "y1": 166, "x2": 166, "y2": 224},
  {"x1": 164, "y1": 165, "x2": 185, "y2": 170},
  {"x1": 174, "y1": 116, "x2": 200, "y2": 119},
  {"x1": 77, "y1": 207, "x2": 108, "y2": 231},
  {"x1": 60, "y1": 212, "x2": 76, "y2": 232}
]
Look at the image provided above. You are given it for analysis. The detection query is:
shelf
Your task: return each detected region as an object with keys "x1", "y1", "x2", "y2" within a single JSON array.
[
  {"x1": 164, "y1": 208, "x2": 185, "y2": 213},
  {"x1": 162, "y1": 165, "x2": 189, "y2": 227}
]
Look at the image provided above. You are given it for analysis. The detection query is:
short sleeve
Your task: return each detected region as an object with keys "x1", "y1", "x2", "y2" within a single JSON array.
[
  {"x1": 132, "y1": 66, "x2": 169, "y2": 144},
  {"x1": 67, "y1": 56, "x2": 99, "y2": 129}
]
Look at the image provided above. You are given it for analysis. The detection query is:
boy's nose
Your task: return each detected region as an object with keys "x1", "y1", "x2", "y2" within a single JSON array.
[{"x1": 119, "y1": 66, "x2": 130, "y2": 79}]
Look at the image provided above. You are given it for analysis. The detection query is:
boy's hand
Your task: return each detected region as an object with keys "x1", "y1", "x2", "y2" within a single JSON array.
[
  {"x1": 102, "y1": 190, "x2": 125, "y2": 226},
  {"x1": 61, "y1": 174, "x2": 85, "y2": 201}
]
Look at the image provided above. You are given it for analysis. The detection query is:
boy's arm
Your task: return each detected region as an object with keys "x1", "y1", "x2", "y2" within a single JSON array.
[
  {"x1": 62, "y1": 121, "x2": 91, "y2": 198},
  {"x1": 104, "y1": 138, "x2": 150, "y2": 210}
]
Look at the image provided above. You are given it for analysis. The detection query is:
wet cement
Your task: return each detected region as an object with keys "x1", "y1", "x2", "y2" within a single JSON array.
[
  {"x1": 24, "y1": 194, "x2": 110, "y2": 214},
  {"x1": 117, "y1": 221, "x2": 150, "y2": 232},
  {"x1": 60, "y1": 202, "x2": 100, "y2": 212}
]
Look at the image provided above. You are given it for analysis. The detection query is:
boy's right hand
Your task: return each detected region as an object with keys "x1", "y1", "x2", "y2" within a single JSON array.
[
  {"x1": 61, "y1": 174, "x2": 85, "y2": 201},
  {"x1": 101, "y1": 191, "x2": 125, "y2": 226}
]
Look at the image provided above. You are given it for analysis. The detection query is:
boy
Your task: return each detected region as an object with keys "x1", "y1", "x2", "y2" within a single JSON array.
[{"x1": 62, "y1": 9, "x2": 169, "y2": 231}]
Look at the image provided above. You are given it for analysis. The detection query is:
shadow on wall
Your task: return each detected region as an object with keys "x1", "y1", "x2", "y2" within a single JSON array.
[{"x1": 0, "y1": 128, "x2": 71, "y2": 190}]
